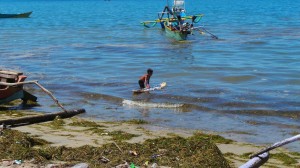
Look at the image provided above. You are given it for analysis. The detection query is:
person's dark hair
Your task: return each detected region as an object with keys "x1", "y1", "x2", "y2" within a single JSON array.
[
  {"x1": 147, "y1": 68, "x2": 153, "y2": 74},
  {"x1": 177, "y1": 15, "x2": 182, "y2": 21}
]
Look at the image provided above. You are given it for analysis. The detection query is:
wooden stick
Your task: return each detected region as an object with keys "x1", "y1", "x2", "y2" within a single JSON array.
[
  {"x1": 0, "y1": 80, "x2": 38, "y2": 86},
  {"x1": 33, "y1": 81, "x2": 67, "y2": 112},
  {"x1": 0, "y1": 109, "x2": 85, "y2": 127},
  {"x1": 113, "y1": 141, "x2": 123, "y2": 153}
]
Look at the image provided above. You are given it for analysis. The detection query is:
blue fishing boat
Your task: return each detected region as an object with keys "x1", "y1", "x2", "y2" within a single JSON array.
[{"x1": 0, "y1": 11, "x2": 32, "y2": 18}]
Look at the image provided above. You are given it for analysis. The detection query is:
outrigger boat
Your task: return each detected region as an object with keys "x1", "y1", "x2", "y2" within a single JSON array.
[
  {"x1": 141, "y1": 0, "x2": 217, "y2": 41},
  {"x1": 0, "y1": 70, "x2": 37, "y2": 105},
  {"x1": 0, "y1": 69, "x2": 86, "y2": 127},
  {"x1": 0, "y1": 69, "x2": 67, "y2": 112}
]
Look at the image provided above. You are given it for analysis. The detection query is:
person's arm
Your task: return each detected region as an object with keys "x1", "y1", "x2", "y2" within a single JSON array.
[{"x1": 146, "y1": 75, "x2": 150, "y2": 88}]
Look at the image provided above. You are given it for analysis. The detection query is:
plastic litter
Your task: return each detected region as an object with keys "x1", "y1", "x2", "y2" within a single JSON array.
[
  {"x1": 130, "y1": 163, "x2": 135, "y2": 168},
  {"x1": 14, "y1": 160, "x2": 22, "y2": 165}
]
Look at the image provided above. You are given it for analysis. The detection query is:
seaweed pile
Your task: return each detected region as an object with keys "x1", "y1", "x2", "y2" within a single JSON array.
[{"x1": 0, "y1": 129, "x2": 231, "y2": 168}]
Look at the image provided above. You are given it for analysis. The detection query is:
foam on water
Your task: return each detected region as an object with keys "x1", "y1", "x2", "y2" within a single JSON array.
[{"x1": 122, "y1": 99, "x2": 184, "y2": 108}]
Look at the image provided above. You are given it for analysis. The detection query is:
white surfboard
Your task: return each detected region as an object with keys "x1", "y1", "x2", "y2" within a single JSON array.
[{"x1": 132, "y1": 82, "x2": 167, "y2": 94}]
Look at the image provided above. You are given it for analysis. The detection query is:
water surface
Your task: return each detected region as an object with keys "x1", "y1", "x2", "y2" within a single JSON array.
[{"x1": 1, "y1": 0, "x2": 300, "y2": 151}]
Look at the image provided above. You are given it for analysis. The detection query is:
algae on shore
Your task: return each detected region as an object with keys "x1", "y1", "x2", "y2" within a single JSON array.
[
  {"x1": 0, "y1": 129, "x2": 231, "y2": 168},
  {"x1": 0, "y1": 110, "x2": 299, "y2": 167}
]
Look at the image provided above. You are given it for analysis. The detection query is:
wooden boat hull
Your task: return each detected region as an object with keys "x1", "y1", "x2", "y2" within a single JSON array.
[
  {"x1": 0, "y1": 90, "x2": 24, "y2": 104},
  {"x1": 163, "y1": 22, "x2": 190, "y2": 41},
  {"x1": 0, "y1": 11, "x2": 32, "y2": 18},
  {"x1": 0, "y1": 70, "x2": 37, "y2": 104}
]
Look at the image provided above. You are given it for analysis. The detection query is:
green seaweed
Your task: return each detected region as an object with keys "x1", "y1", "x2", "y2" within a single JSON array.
[
  {"x1": 123, "y1": 119, "x2": 149, "y2": 125},
  {"x1": 68, "y1": 120, "x2": 105, "y2": 128},
  {"x1": 240, "y1": 152, "x2": 253, "y2": 159},
  {"x1": 108, "y1": 130, "x2": 139, "y2": 141},
  {"x1": 45, "y1": 116, "x2": 66, "y2": 129},
  {"x1": 191, "y1": 131, "x2": 234, "y2": 144},
  {"x1": 0, "y1": 129, "x2": 231, "y2": 168},
  {"x1": 85, "y1": 127, "x2": 106, "y2": 135},
  {"x1": 271, "y1": 153, "x2": 298, "y2": 165}
]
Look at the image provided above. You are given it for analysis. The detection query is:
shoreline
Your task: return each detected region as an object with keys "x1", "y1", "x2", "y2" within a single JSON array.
[{"x1": 0, "y1": 110, "x2": 299, "y2": 167}]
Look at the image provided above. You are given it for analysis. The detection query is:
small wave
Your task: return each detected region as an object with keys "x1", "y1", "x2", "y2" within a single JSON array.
[
  {"x1": 122, "y1": 99, "x2": 184, "y2": 108},
  {"x1": 79, "y1": 92, "x2": 123, "y2": 103}
]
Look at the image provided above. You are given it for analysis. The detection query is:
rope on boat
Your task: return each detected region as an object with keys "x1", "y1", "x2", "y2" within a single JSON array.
[
  {"x1": 0, "y1": 80, "x2": 67, "y2": 112},
  {"x1": 192, "y1": 26, "x2": 218, "y2": 39}
]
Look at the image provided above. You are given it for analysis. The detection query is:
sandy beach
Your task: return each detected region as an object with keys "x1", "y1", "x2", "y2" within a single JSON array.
[{"x1": 0, "y1": 109, "x2": 299, "y2": 168}]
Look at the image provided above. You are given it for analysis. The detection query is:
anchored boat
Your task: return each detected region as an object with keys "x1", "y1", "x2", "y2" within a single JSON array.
[
  {"x1": 0, "y1": 70, "x2": 37, "y2": 105},
  {"x1": 141, "y1": 0, "x2": 217, "y2": 41},
  {"x1": 0, "y1": 11, "x2": 32, "y2": 18},
  {"x1": 0, "y1": 69, "x2": 68, "y2": 112},
  {"x1": 0, "y1": 69, "x2": 86, "y2": 127}
]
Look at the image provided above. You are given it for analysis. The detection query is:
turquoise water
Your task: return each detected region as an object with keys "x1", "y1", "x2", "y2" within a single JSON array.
[{"x1": 1, "y1": 0, "x2": 300, "y2": 151}]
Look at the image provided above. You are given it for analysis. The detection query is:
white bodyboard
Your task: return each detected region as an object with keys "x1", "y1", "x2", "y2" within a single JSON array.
[{"x1": 133, "y1": 82, "x2": 166, "y2": 94}]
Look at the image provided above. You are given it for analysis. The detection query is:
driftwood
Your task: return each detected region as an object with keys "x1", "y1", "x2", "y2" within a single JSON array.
[
  {"x1": 239, "y1": 152, "x2": 269, "y2": 168},
  {"x1": 0, "y1": 109, "x2": 85, "y2": 127}
]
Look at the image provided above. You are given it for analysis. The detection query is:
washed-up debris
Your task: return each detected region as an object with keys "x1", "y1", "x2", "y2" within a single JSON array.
[
  {"x1": 151, "y1": 154, "x2": 161, "y2": 159},
  {"x1": 143, "y1": 161, "x2": 149, "y2": 166},
  {"x1": 71, "y1": 163, "x2": 89, "y2": 168},
  {"x1": 130, "y1": 163, "x2": 138, "y2": 168},
  {"x1": 115, "y1": 161, "x2": 129, "y2": 168},
  {"x1": 45, "y1": 164, "x2": 62, "y2": 168},
  {"x1": 1, "y1": 159, "x2": 14, "y2": 167},
  {"x1": 129, "y1": 150, "x2": 138, "y2": 156},
  {"x1": 151, "y1": 163, "x2": 158, "y2": 168},
  {"x1": 100, "y1": 156, "x2": 110, "y2": 163},
  {"x1": 14, "y1": 159, "x2": 22, "y2": 164}
]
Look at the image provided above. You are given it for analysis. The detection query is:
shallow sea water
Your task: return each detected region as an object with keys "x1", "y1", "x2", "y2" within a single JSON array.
[{"x1": 1, "y1": 0, "x2": 300, "y2": 151}]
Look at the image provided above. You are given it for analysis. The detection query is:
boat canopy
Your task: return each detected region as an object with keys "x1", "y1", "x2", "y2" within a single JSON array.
[{"x1": 173, "y1": 0, "x2": 185, "y2": 10}]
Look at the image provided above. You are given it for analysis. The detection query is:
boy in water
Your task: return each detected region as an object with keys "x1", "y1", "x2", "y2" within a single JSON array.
[{"x1": 139, "y1": 68, "x2": 153, "y2": 89}]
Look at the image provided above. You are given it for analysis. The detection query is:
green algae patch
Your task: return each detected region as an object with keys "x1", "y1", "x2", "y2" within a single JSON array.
[
  {"x1": 0, "y1": 109, "x2": 37, "y2": 118},
  {"x1": 0, "y1": 110, "x2": 28, "y2": 118},
  {"x1": 0, "y1": 129, "x2": 231, "y2": 168},
  {"x1": 192, "y1": 131, "x2": 234, "y2": 144},
  {"x1": 123, "y1": 119, "x2": 149, "y2": 125},
  {"x1": 108, "y1": 130, "x2": 139, "y2": 142},
  {"x1": 43, "y1": 116, "x2": 66, "y2": 129},
  {"x1": 0, "y1": 100, "x2": 39, "y2": 108},
  {"x1": 68, "y1": 119, "x2": 105, "y2": 128},
  {"x1": 290, "y1": 152, "x2": 300, "y2": 157},
  {"x1": 0, "y1": 129, "x2": 50, "y2": 161},
  {"x1": 271, "y1": 153, "x2": 298, "y2": 165},
  {"x1": 0, "y1": 100, "x2": 23, "y2": 107},
  {"x1": 84, "y1": 127, "x2": 106, "y2": 135}
]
